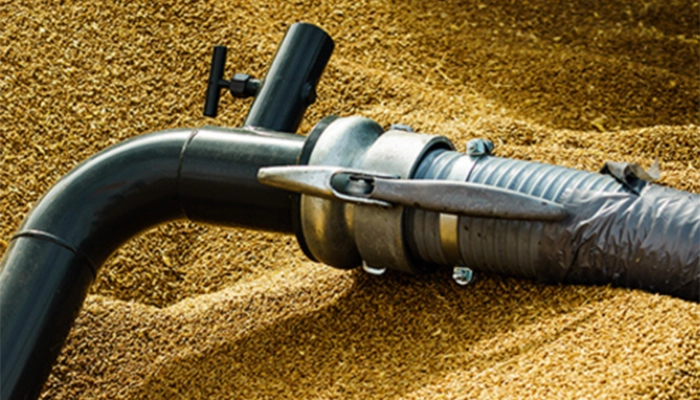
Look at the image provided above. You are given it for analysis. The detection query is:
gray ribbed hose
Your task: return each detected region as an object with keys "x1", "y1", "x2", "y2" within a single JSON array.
[{"x1": 408, "y1": 150, "x2": 700, "y2": 301}]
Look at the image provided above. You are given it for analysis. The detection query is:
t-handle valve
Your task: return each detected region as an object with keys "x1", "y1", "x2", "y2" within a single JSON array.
[{"x1": 203, "y1": 46, "x2": 261, "y2": 118}]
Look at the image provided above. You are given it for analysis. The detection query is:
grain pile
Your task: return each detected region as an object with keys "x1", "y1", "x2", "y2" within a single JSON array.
[{"x1": 1, "y1": 0, "x2": 699, "y2": 398}]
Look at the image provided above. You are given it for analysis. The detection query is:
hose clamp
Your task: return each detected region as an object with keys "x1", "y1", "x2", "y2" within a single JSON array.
[{"x1": 439, "y1": 155, "x2": 479, "y2": 265}]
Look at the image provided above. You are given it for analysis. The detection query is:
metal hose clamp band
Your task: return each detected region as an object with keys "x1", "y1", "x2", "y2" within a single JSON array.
[{"x1": 439, "y1": 154, "x2": 481, "y2": 265}]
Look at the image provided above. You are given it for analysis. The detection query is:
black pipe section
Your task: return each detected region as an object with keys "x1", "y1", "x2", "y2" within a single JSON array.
[
  {"x1": 180, "y1": 127, "x2": 305, "y2": 231},
  {"x1": 0, "y1": 22, "x2": 331, "y2": 399},
  {"x1": 11, "y1": 131, "x2": 191, "y2": 268},
  {"x1": 0, "y1": 239, "x2": 95, "y2": 400},
  {"x1": 244, "y1": 22, "x2": 334, "y2": 133},
  {"x1": 0, "y1": 129, "x2": 188, "y2": 400},
  {"x1": 0, "y1": 127, "x2": 304, "y2": 400}
]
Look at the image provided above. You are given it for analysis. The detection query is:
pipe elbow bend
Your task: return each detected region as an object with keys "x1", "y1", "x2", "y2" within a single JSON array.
[{"x1": 11, "y1": 129, "x2": 194, "y2": 272}]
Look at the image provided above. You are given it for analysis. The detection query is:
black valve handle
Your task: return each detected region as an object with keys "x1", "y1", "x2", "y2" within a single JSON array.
[
  {"x1": 203, "y1": 46, "x2": 229, "y2": 118},
  {"x1": 203, "y1": 23, "x2": 334, "y2": 132},
  {"x1": 203, "y1": 46, "x2": 261, "y2": 118}
]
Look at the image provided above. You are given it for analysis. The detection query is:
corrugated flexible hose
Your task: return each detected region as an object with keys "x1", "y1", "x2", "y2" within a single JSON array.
[{"x1": 408, "y1": 150, "x2": 700, "y2": 301}]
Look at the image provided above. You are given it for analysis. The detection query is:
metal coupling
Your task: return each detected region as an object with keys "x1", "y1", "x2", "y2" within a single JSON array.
[{"x1": 258, "y1": 117, "x2": 566, "y2": 274}]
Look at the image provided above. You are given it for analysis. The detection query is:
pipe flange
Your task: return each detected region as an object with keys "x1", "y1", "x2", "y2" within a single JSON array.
[
  {"x1": 292, "y1": 115, "x2": 339, "y2": 262},
  {"x1": 355, "y1": 130, "x2": 453, "y2": 273},
  {"x1": 300, "y1": 116, "x2": 384, "y2": 269}
]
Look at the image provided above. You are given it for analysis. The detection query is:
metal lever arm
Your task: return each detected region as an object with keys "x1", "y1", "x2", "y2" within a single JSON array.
[{"x1": 258, "y1": 166, "x2": 567, "y2": 221}]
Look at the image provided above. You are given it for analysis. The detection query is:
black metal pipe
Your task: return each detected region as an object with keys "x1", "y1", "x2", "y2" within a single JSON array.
[
  {"x1": 0, "y1": 127, "x2": 303, "y2": 400},
  {"x1": 11, "y1": 130, "x2": 191, "y2": 268},
  {"x1": 180, "y1": 127, "x2": 305, "y2": 231},
  {"x1": 0, "y1": 238, "x2": 95, "y2": 400},
  {"x1": 0, "y1": 22, "x2": 331, "y2": 399},
  {"x1": 244, "y1": 22, "x2": 334, "y2": 133},
  {"x1": 0, "y1": 129, "x2": 188, "y2": 400}
]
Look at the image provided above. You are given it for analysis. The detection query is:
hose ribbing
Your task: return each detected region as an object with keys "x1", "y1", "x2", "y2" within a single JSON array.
[
  {"x1": 408, "y1": 152, "x2": 700, "y2": 301},
  {"x1": 459, "y1": 156, "x2": 624, "y2": 277}
]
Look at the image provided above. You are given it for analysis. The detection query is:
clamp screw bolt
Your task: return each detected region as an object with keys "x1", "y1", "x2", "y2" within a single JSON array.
[
  {"x1": 230, "y1": 73, "x2": 261, "y2": 99},
  {"x1": 466, "y1": 138, "x2": 494, "y2": 156},
  {"x1": 452, "y1": 266, "x2": 475, "y2": 286}
]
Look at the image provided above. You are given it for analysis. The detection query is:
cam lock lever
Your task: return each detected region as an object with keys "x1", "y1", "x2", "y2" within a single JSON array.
[{"x1": 258, "y1": 166, "x2": 567, "y2": 221}]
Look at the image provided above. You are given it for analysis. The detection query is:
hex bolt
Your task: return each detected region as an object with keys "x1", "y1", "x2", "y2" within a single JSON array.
[
  {"x1": 230, "y1": 73, "x2": 261, "y2": 99},
  {"x1": 452, "y1": 266, "x2": 475, "y2": 286},
  {"x1": 465, "y1": 138, "x2": 494, "y2": 156}
]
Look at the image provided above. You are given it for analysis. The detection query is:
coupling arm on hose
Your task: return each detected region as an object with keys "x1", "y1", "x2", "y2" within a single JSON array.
[{"x1": 258, "y1": 165, "x2": 568, "y2": 221}]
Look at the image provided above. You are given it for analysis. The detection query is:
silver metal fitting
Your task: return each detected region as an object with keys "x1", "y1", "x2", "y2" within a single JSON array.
[
  {"x1": 452, "y1": 266, "x2": 475, "y2": 286},
  {"x1": 388, "y1": 123, "x2": 414, "y2": 132},
  {"x1": 362, "y1": 261, "x2": 387, "y2": 275},
  {"x1": 260, "y1": 117, "x2": 453, "y2": 273},
  {"x1": 466, "y1": 138, "x2": 494, "y2": 156},
  {"x1": 258, "y1": 118, "x2": 569, "y2": 275},
  {"x1": 353, "y1": 130, "x2": 453, "y2": 273},
  {"x1": 297, "y1": 116, "x2": 384, "y2": 269}
]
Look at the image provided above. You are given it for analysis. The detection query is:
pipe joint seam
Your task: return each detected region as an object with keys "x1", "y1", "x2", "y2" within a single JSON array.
[{"x1": 10, "y1": 230, "x2": 98, "y2": 279}]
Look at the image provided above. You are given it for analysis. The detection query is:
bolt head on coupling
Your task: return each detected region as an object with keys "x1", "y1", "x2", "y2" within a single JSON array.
[
  {"x1": 465, "y1": 138, "x2": 494, "y2": 156},
  {"x1": 230, "y1": 73, "x2": 260, "y2": 99}
]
